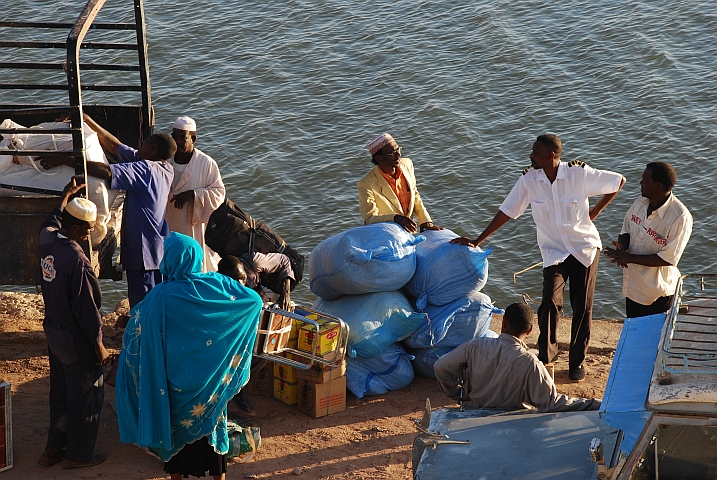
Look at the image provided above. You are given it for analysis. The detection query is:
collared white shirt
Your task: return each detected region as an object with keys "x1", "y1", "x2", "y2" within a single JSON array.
[
  {"x1": 500, "y1": 162, "x2": 623, "y2": 267},
  {"x1": 620, "y1": 194, "x2": 692, "y2": 305}
]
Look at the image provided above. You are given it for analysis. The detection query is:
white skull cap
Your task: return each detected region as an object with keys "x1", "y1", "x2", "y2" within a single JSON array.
[
  {"x1": 64, "y1": 197, "x2": 97, "y2": 222},
  {"x1": 367, "y1": 133, "x2": 399, "y2": 155},
  {"x1": 173, "y1": 116, "x2": 197, "y2": 131}
]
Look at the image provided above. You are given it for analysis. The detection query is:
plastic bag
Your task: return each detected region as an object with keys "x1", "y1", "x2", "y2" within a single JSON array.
[
  {"x1": 308, "y1": 223, "x2": 425, "y2": 301},
  {"x1": 404, "y1": 229, "x2": 492, "y2": 308},
  {"x1": 313, "y1": 290, "x2": 426, "y2": 358},
  {"x1": 345, "y1": 343, "x2": 415, "y2": 399},
  {"x1": 402, "y1": 292, "x2": 504, "y2": 350},
  {"x1": 227, "y1": 422, "x2": 261, "y2": 463}
]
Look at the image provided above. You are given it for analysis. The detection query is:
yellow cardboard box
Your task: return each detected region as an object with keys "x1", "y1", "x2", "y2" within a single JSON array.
[
  {"x1": 297, "y1": 319, "x2": 340, "y2": 355},
  {"x1": 273, "y1": 377, "x2": 298, "y2": 406},
  {"x1": 298, "y1": 376, "x2": 347, "y2": 418},
  {"x1": 273, "y1": 359, "x2": 298, "y2": 383}
]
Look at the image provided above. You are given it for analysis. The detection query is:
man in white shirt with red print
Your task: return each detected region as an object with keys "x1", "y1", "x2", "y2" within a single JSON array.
[
  {"x1": 452, "y1": 134, "x2": 625, "y2": 382},
  {"x1": 604, "y1": 162, "x2": 692, "y2": 318}
]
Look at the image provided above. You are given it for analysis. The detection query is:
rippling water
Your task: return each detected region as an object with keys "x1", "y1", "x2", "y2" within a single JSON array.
[{"x1": 3, "y1": 1, "x2": 716, "y2": 318}]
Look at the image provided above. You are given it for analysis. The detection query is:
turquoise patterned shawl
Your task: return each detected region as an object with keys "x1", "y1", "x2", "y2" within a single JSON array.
[{"x1": 116, "y1": 232, "x2": 262, "y2": 461}]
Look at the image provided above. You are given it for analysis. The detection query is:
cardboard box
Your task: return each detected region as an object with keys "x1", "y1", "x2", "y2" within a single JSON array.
[
  {"x1": 246, "y1": 365, "x2": 272, "y2": 397},
  {"x1": 0, "y1": 381, "x2": 12, "y2": 472},
  {"x1": 297, "y1": 355, "x2": 346, "y2": 384},
  {"x1": 287, "y1": 319, "x2": 301, "y2": 349},
  {"x1": 297, "y1": 319, "x2": 340, "y2": 355},
  {"x1": 273, "y1": 378, "x2": 298, "y2": 406},
  {"x1": 298, "y1": 376, "x2": 346, "y2": 418},
  {"x1": 255, "y1": 308, "x2": 293, "y2": 354},
  {"x1": 273, "y1": 361, "x2": 298, "y2": 383}
]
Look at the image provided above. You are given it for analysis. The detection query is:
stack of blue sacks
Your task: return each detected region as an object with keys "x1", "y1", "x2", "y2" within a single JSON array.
[{"x1": 308, "y1": 223, "x2": 501, "y2": 398}]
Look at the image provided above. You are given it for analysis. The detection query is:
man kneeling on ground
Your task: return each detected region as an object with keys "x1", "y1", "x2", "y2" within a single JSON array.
[{"x1": 434, "y1": 303, "x2": 601, "y2": 412}]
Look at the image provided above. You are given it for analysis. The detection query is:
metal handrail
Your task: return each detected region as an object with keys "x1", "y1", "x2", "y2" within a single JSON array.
[
  {"x1": 0, "y1": 0, "x2": 153, "y2": 179},
  {"x1": 253, "y1": 304, "x2": 349, "y2": 371},
  {"x1": 661, "y1": 274, "x2": 717, "y2": 375}
]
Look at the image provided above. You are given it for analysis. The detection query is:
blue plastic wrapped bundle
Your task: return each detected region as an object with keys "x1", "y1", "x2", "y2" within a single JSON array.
[
  {"x1": 313, "y1": 291, "x2": 427, "y2": 359},
  {"x1": 407, "y1": 330, "x2": 499, "y2": 379},
  {"x1": 345, "y1": 343, "x2": 415, "y2": 399},
  {"x1": 404, "y1": 229, "x2": 492, "y2": 308},
  {"x1": 402, "y1": 292, "x2": 505, "y2": 350},
  {"x1": 308, "y1": 223, "x2": 425, "y2": 301}
]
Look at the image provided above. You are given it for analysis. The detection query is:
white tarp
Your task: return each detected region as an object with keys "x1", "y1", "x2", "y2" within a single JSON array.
[{"x1": 0, "y1": 119, "x2": 119, "y2": 245}]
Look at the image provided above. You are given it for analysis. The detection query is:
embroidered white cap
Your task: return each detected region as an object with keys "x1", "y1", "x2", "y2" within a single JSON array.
[
  {"x1": 64, "y1": 197, "x2": 97, "y2": 222},
  {"x1": 173, "y1": 116, "x2": 197, "y2": 132},
  {"x1": 367, "y1": 133, "x2": 399, "y2": 155}
]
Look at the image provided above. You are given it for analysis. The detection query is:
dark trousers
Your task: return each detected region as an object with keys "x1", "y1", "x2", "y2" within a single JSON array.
[
  {"x1": 626, "y1": 296, "x2": 672, "y2": 318},
  {"x1": 46, "y1": 348, "x2": 104, "y2": 462},
  {"x1": 537, "y1": 253, "x2": 599, "y2": 371},
  {"x1": 126, "y1": 268, "x2": 163, "y2": 308}
]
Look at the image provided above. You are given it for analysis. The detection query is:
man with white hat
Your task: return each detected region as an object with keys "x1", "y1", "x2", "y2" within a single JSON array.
[
  {"x1": 41, "y1": 113, "x2": 177, "y2": 308},
  {"x1": 38, "y1": 178, "x2": 109, "y2": 469},
  {"x1": 358, "y1": 133, "x2": 442, "y2": 233},
  {"x1": 165, "y1": 116, "x2": 225, "y2": 272}
]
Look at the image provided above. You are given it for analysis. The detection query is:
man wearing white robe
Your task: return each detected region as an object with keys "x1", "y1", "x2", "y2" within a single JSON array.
[{"x1": 165, "y1": 116, "x2": 225, "y2": 272}]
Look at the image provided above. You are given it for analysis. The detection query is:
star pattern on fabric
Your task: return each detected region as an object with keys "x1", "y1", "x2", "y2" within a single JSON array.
[
  {"x1": 208, "y1": 392, "x2": 218, "y2": 404},
  {"x1": 230, "y1": 354, "x2": 242, "y2": 368},
  {"x1": 230, "y1": 295, "x2": 236, "y2": 301},
  {"x1": 222, "y1": 374, "x2": 232, "y2": 385},
  {"x1": 190, "y1": 402, "x2": 206, "y2": 418},
  {"x1": 132, "y1": 309, "x2": 141, "y2": 322},
  {"x1": 136, "y1": 324, "x2": 141, "y2": 336},
  {"x1": 206, "y1": 339, "x2": 213, "y2": 347},
  {"x1": 160, "y1": 389, "x2": 165, "y2": 396},
  {"x1": 181, "y1": 418, "x2": 194, "y2": 429}
]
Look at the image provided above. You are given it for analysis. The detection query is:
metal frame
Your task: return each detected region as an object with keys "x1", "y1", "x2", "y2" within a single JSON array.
[
  {"x1": 0, "y1": 0, "x2": 153, "y2": 178},
  {"x1": 661, "y1": 274, "x2": 717, "y2": 375},
  {"x1": 253, "y1": 304, "x2": 348, "y2": 371}
]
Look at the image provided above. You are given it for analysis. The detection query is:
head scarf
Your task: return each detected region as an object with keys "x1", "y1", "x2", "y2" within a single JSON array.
[{"x1": 116, "y1": 232, "x2": 262, "y2": 461}]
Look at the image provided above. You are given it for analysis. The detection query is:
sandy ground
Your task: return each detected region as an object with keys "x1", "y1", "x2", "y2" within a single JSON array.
[{"x1": 0, "y1": 291, "x2": 624, "y2": 479}]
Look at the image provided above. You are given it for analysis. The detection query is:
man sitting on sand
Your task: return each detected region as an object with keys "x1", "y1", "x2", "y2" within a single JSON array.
[{"x1": 434, "y1": 302, "x2": 601, "y2": 412}]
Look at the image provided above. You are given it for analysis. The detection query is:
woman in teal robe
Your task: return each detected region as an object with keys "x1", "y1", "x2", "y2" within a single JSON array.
[{"x1": 116, "y1": 232, "x2": 262, "y2": 478}]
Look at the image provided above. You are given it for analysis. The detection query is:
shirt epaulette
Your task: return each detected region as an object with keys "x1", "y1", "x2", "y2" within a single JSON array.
[
  {"x1": 568, "y1": 160, "x2": 586, "y2": 168},
  {"x1": 522, "y1": 166, "x2": 533, "y2": 175}
]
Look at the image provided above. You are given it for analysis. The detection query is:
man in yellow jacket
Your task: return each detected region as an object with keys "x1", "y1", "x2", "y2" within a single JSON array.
[{"x1": 358, "y1": 133, "x2": 442, "y2": 233}]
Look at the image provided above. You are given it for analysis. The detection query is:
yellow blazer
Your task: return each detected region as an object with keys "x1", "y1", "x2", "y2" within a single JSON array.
[{"x1": 357, "y1": 157, "x2": 432, "y2": 226}]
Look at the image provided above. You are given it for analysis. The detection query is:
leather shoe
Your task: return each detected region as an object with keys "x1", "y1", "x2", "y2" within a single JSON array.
[
  {"x1": 569, "y1": 365, "x2": 586, "y2": 382},
  {"x1": 61, "y1": 453, "x2": 106, "y2": 469},
  {"x1": 38, "y1": 448, "x2": 63, "y2": 466},
  {"x1": 539, "y1": 352, "x2": 560, "y2": 365}
]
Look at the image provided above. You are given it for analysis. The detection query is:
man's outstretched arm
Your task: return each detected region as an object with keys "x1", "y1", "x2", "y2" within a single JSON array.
[
  {"x1": 83, "y1": 113, "x2": 121, "y2": 155},
  {"x1": 590, "y1": 175, "x2": 626, "y2": 220},
  {"x1": 450, "y1": 210, "x2": 511, "y2": 248}
]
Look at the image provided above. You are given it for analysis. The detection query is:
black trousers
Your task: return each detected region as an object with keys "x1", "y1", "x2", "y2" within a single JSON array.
[
  {"x1": 46, "y1": 347, "x2": 104, "y2": 462},
  {"x1": 537, "y1": 253, "x2": 599, "y2": 371},
  {"x1": 626, "y1": 296, "x2": 672, "y2": 318}
]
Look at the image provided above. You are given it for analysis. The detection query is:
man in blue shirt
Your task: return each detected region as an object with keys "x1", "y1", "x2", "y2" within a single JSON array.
[{"x1": 42, "y1": 115, "x2": 176, "y2": 307}]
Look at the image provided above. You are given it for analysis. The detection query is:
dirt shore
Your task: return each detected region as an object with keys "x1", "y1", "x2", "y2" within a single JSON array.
[{"x1": 0, "y1": 292, "x2": 623, "y2": 479}]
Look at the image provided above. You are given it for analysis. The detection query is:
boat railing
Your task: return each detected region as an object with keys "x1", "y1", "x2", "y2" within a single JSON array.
[{"x1": 661, "y1": 273, "x2": 717, "y2": 375}]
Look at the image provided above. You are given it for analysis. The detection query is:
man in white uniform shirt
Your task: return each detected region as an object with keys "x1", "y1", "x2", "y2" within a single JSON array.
[
  {"x1": 165, "y1": 116, "x2": 226, "y2": 272},
  {"x1": 604, "y1": 162, "x2": 692, "y2": 318},
  {"x1": 452, "y1": 134, "x2": 625, "y2": 381}
]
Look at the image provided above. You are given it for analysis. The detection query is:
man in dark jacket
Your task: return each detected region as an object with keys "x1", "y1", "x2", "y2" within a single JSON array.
[{"x1": 37, "y1": 178, "x2": 110, "y2": 469}]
